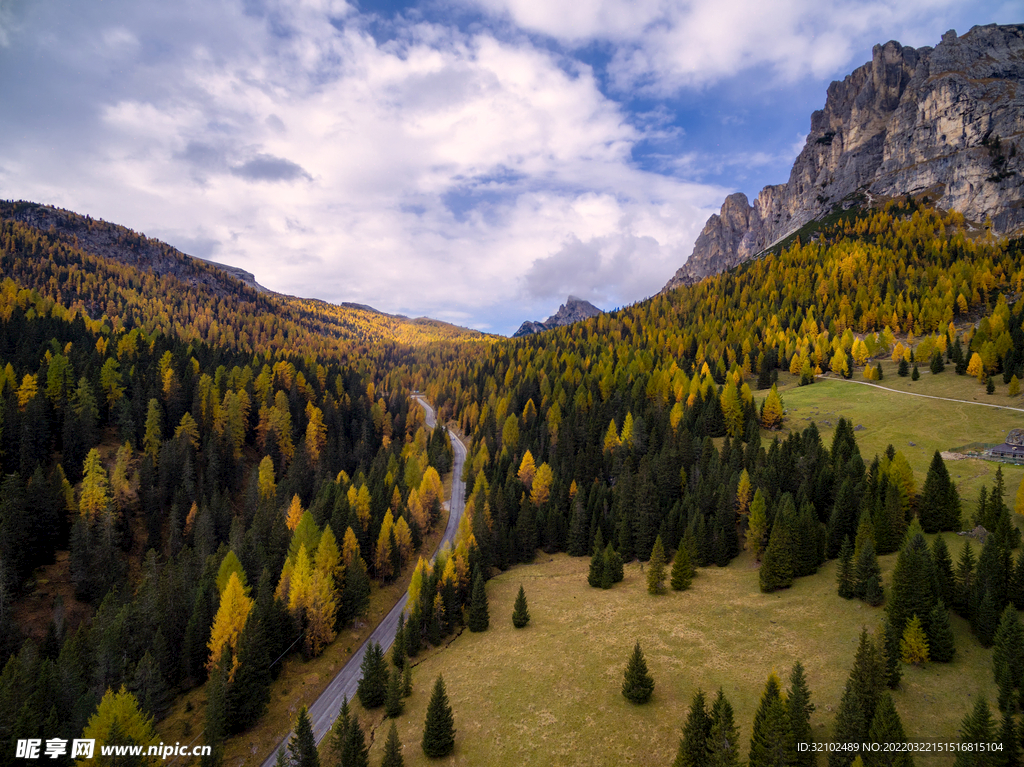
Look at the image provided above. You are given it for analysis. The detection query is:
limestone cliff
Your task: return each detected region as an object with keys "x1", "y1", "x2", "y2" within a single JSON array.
[{"x1": 664, "y1": 24, "x2": 1024, "y2": 291}]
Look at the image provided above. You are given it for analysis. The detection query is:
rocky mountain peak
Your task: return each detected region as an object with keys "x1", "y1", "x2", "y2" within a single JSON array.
[
  {"x1": 664, "y1": 23, "x2": 1024, "y2": 292},
  {"x1": 512, "y1": 295, "x2": 603, "y2": 337}
]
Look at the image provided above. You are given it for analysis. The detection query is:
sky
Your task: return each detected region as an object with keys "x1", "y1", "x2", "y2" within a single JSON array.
[{"x1": 0, "y1": 0, "x2": 1016, "y2": 335}]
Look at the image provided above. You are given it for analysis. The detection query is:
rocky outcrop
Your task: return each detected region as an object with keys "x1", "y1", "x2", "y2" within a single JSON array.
[
  {"x1": 513, "y1": 295, "x2": 602, "y2": 337},
  {"x1": 664, "y1": 24, "x2": 1024, "y2": 291}
]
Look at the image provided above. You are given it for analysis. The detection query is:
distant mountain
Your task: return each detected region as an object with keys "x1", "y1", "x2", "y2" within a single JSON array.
[
  {"x1": 0, "y1": 200, "x2": 487, "y2": 349},
  {"x1": 664, "y1": 23, "x2": 1024, "y2": 291},
  {"x1": 512, "y1": 295, "x2": 602, "y2": 337}
]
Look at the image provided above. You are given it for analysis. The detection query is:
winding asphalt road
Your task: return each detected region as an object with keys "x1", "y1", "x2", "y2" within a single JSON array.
[{"x1": 262, "y1": 396, "x2": 466, "y2": 766}]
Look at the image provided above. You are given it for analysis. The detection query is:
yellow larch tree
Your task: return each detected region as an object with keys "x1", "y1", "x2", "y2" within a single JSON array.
[
  {"x1": 258, "y1": 456, "x2": 276, "y2": 501},
  {"x1": 342, "y1": 526, "x2": 361, "y2": 568},
  {"x1": 315, "y1": 525, "x2": 343, "y2": 585},
  {"x1": 207, "y1": 571, "x2": 253, "y2": 679},
  {"x1": 530, "y1": 463, "x2": 553, "y2": 507},
  {"x1": 79, "y1": 448, "x2": 111, "y2": 520},
  {"x1": 304, "y1": 403, "x2": 327, "y2": 464},
  {"x1": 286, "y1": 494, "x2": 304, "y2": 531},
  {"x1": 517, "y1": 450, "x2": 536, "y2": 489}
]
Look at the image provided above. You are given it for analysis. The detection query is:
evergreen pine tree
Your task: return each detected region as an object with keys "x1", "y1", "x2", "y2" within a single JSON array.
[
  {"x1": 392, "y1": 614, "x2": 406, "y2": 669},
  {"x1": 421, "y1": 675, "x2": 456, "y2": 758},
  {"x1": 402, "y1": 661, "x2": 413, "y2": 698},
  {"x1": 837, "y1": 535, "x2": 856, "y2": 599},
  {"x1": 853, "y1": 539, "x2": 882, "y2": 602},
  {"x1": 850, "y1": 629, "x2": 886, "y2": 722},
  {"x1": 588, "y1": 529, "x2": 605, "y2": 588},
  {"x1": 385, "y1": 665, "x2": 404, "y2": 719},
  {"x1": 787, "y1": 661, "x2": 815, "y2": 767},
  {"x1": 647, "y1": 535, "x2": 668, "y2": 595},
  {"x1": 512, "y1": 585, "x2": 530, "y2": 628},
  {"x1": 380, "y1": 721, "x2": 404, "y2": 767},
  {"x1": 341, "y1": 715, "x2": 369, "y2": 767},
  {"x1": 897, "y1": 358, "x2": 909, "y2": 377},
  {"x1": 829, "y1": 682, "x2": 866, "y2": 767},
  {"x1": 976, "y1": 588, "x2": 1001, "y2": 648},
  {"x1": 932, "y1": 536, "x2": 956, "y2": 607},
  {"x1": 927, "y1": 601, "x2": 956, "y2": 663},
  {"x1": 992, "y1": 605, "x2": 1024, "y2": 704},
  {"x1": 919, "y1": 451, "x2": 960, "y2": 533},
  {"x1": 357, "y1": 641, "x2": 388, "y2": 709},
  {"x1": 759, "y1": 502, "x2": 794, "y2": 593},
  {"x1": 749, "y1": 672, "x2": 795, "y2": 767},
  {"x1": 467, "y1": 567, "x2": 489, "y2": 632},
  {"x1": 600, "y1": 546, "x2": 614, "y2": 589},
  {"x1": 671, "y1": 543, "x2": 694, "y2": 591},
  {"x1": 880, "y1": 619, "x2": 903, "y2": 690},
  {"x1": 621, "y1": 641, "x2": 655, "y2": 704},
  {"x1": 607, "y1": 544, "x2": 624, "y2": 583},
  {"x1": 865, "y1": 694, "x2": 911, "y2": 767},
  {"x1": 911, "y1": 364, "x2": 920, "y2": 381},
  {"x1": 954, "y1": 698, "x2": 995, "y2": 767},
  {"x1": 671, "y1": 688, "x2": 710, "y2": 767},
  {"x1": 954, "y1": 541, "x2": 976, "y2": 618},
  {"x1": 405, "y1": 610, "x2": 422, "y2": 658},
  {"x1": 329, "y1": 696, "x2": 351, "y2": 762},
  {"x1": 706, "y1": 688, "x2": 741, "y2": 767},
  {"x1": 287, "y1": 706, "x2": 319, "y2": 767},
  {"x1": 885, "y1": 531, "x2": 939, "y2": 644},
  {"x1": 996, "y1": 710, "x2": 1018, "y2": 767}
]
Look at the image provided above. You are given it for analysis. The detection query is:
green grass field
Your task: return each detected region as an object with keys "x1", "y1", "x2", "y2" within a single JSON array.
[
  {"x1": 357, "y1": 545, "x2": 995, "y2": 767},
  {"x1": 770, "y1": 363, "x2": 1024, "y2": 519}
]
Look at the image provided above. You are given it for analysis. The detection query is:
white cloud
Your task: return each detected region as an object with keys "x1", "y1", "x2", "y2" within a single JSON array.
[
  {"x1": 0, "y1": 0, "x2": 722, "y2": 333},
  {"x1": 461, "y1": 0, "x2": 974, "y2": 93}
]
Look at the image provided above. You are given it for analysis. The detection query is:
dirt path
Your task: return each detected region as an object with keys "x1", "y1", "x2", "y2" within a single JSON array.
[{"x1": 818, "y1": 375, "x2": 1024, "y2": 413}]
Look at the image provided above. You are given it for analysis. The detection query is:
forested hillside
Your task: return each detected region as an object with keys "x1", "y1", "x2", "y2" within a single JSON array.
[
  {"x1": 2, "y1": 196, "x2": 1024, "y2": 766},
  {"x1": 0, "y1": 278, "x2": 467, "y2": 765},
  {"x1": 415, "y1": 202, "x2": 1022, "y2": 575}
]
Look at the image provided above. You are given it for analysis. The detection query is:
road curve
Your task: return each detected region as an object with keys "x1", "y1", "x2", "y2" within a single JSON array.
[{"x1": 262, "y1": 396, "x2": 467, "y2": 766}]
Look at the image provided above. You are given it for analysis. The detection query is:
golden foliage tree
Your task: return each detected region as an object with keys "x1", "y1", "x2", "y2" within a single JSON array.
[
  {"x1": 207, "y1": 571, "x2": 254, "y2": 679},
  {"x1": 80, "y1": 687, "x2": 158, "y2": 766},
  {"x1": 80, "y1": 448, "x2": 111, "y2": 521}
]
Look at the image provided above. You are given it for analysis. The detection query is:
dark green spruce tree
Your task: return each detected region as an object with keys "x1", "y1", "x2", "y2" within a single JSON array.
[
  {"x1": 919, "y1": 451, "x2": 960, "y2": 533},
  {"x1": 865, "y1": 694, "x2": 911, "y2": 767},
  {"x1": 512, "y1": 585, "x2": 530, "y2": 628},
  {"x1": 787, "y1": 661, "x2": 815, "y2": 767},
  {"x1": 671, "y1": 541, "x2": 695, "y2": 591},
  {"x1": 927, "y1": 601, "x2": 956, "y2": 663},
  {"x1": 467, "y1": 566, "x2": 489, "y2": 632},
  {"x1": 588, "y1": 529, "x2": 605, "y2": 588},
  {"x1": 287, "y1": 706, "x2": 319, "y2": 767},
  {"x1": 422, "y1": 675, "x2": 456, "y2": 758},
  {"x1": 671, "y1": 688, "x2": 710, "y2": 767},
  {"x1": 357, "y1": 641, "x2": 388, "y2": 709},
  {"x1": 380, "y1": 721, "x2": 404, "y2": 767},
  {"x1": 385, "y1": 665, "x2": 404, "y2": 719},
  {"x1": 621, "y1": 641, "x2": 655, "y2": 704},
  {"x1": 837, "y1": 535, "x2": 855, "y2": 600},
  {"x1": 706, "y1": 688, "x2": 741, "y2": 767},
  {"x1": 749, "y1": 672, "x2": 794, "y2": 767},
  {"x1": 340, "y1": 714, "x2": 369, "y2": 767}
]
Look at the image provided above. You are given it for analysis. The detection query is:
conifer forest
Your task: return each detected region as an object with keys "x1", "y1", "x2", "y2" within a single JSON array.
[{"x1": 1, "y1": 194, "x2": 1024, "y2": 766}]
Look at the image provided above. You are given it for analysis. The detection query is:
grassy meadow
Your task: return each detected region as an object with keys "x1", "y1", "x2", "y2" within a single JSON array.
[
  {"x1": 356, "y1": 545, "x2": 996, "y2": 767},
  {"x1": 343, "y1": 369, "x2": 1024, "y2": 766},
  {"x1": 770, "y1": 362, "x2": 1024, "y2": 514}
]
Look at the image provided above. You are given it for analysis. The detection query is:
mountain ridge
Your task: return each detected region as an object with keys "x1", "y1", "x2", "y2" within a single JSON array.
[{"x1": 664, "y1": 23, "x2": 1024, "y2": 291}]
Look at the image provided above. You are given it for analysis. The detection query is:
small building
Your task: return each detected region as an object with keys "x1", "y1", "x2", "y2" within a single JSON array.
[{"x1": 991, "y1": 428, "x2": 1024, "y2": 461}]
